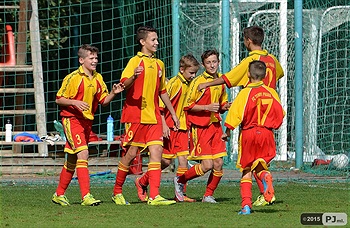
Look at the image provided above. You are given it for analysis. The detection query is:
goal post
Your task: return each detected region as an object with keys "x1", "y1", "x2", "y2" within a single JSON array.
[{"x1": 176, "y1": 0, "x2": 288, "y2": 165}]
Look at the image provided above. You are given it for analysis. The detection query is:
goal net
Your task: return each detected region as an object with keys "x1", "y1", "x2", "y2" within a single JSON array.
[{"x1": 179, "y1": 1, "x2": 350, "y2": 170}]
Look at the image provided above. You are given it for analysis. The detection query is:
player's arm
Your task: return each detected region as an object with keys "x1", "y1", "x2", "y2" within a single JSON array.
[
  {"x1": 189, "y1": 103, "x2": 220, "y2": 112},
  {"x1": 160, "y1": 92, "x2": 180, "y2": 130},
  {"x1": 221, "y1": 127, "x2": 232, "y2": 141},
  {"x1": 123, "y1": 66, "x2": 143, "y2": 90},
  {"x1": 102, "y1": 83, "x2": 125, "y2": 106},
  {"x1": 197, "y1": 77, "x2": 225, "y2": 91},
  {"x1": 56, "y1": 97, "x2": 89, "y2": 112},
  {"x1": 161, "y1": 112, "x2": 170, "y2": 138}
]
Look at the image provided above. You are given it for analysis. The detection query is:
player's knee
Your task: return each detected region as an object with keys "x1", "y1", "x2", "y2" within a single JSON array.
[
  {"x1": 161, "y1": 158, "x2": 172, "y2": 169},
  {"x1": 201, "y1": 160, "x2": 213, "y2": 172}
]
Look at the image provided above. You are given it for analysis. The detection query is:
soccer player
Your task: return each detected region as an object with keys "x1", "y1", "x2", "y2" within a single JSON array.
[
  {"x1": 173, "y1": 49, "x2": 230, "y2": 203},
  {"x1": 222, "y1": 60, "x2": 285, "y2": 215},
  {"x1": 198, "y1": 25, "x2": 284, "y2": 206},
  {"x1": 135, "y1": 54, "x2": 200, "y2": 203},
  {"x1": 198, "y1": 25, "x2": 284, "y2": 90},
  {"x1": 112, "y1": 25, "x2": 179, "y2": 206},
  {"x1": 52, "y1": 44, "x2": 124, "y2": 206}
]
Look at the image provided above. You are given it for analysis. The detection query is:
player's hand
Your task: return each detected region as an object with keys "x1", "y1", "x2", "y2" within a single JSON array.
[
  {"x1": 207, "y1": 103, "x2": 220, "y2": 112},
  {"x1": 221, "y1": 102, "x2": 232, "y2": 111},
  {"x1": 197, "y1": 83, "x2": 207, "y2": 92},
  {"x1": 112, "y1": 82, "x2": 125, "y2": 94},
  {"x1": 133, "y1": 66, "x2": 144, "y2": 79},
  {"x1": 162, "y1": 124, "x2": 170, "y2": 138},
  {"x1": 221, "y1": 133, "x2": 229, "y2": 141},
  {"x1": 172, "y1": 114, "x2": 180, "y2": 131},
  {"x1": 73, "y1": 100, "x2": 90, "y2": 112}
]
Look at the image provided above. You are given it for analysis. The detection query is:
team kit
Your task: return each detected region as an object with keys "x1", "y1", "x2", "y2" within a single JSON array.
[{"x1": 51, "y1": 25, "x2": 285, "y2": 215}]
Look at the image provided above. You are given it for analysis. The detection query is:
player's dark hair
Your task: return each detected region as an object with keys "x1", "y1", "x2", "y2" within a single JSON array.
[
  {"x1": 179, "y1": 53, "x2": 200, "y2": 69},
  {"x1": 201, "y1": 49, "x2": 219, "y2": 64},
  {"x1": 136, "y1": 26, "x2": 157, "y2": 45},
  {"x1": 243, "y1": 26, "x2": 264, "y2": 46},
  {"x1": 78, "y1": 44, "x2": 99, "y2": 58},
  {"x1": 249, "y1": 60, "x2": 266, "y2": 80}
]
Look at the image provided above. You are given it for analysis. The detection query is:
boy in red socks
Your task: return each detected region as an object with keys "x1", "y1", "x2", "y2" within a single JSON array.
[
  {"x1": 222, "y1": 60, "x2": 285, "y2": 214},
  {"x1": 173, "y1": 49, "x2": 230, "y2": 203},
  {"x1": 198, "y1": 26, "x2": 284, "y2": 206},
  {"x1": 135, "y1": 54, "x2": 200, "y2": 202},
  {"x1": 112, "y1": 26, "x2": 179, "y2": 206},
  {"x1": 52, "y1": 44, "x2": 124, "y2": 206}
]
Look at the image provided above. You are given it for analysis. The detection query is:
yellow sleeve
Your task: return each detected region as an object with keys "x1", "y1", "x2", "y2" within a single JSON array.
[
  {"x1": 224, "y1": 89, "x2": 249, "y2": 129},
  {"x1": 159, "y1": 60, "x2": 167, "y2": 93},
  {"x1": 183, "y1": 77, "x2": 203, "y2": 110},
  {"x1": 56, "y1": 73, "x2": 77, "y2": 99},
  {"x1": 224, "y1": 57, "x2": 250, "y2": 87},
  {"x1": 273, "y1": 56, "x2": 285, "y2": 81},
  {"x1": 121, "y1": 56, "x2": 139, "y2": 80}
]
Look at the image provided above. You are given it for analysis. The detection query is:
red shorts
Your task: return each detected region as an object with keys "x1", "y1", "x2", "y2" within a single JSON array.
[
  {"x1": 163, "y1": 129, "x2": 190, "y2": 159},
  {"x1": 62, "y1": 117, "x2": 92, "y2": 154},
  {"x1": 188, "y1": 122, "x2": 227, "y2": 160},
  {"x1": 123, "y1": 123, "x2": 163, "y2": 151},
  {"x1": 236, "y1": 127, "x2": 276, "y2": 171}
]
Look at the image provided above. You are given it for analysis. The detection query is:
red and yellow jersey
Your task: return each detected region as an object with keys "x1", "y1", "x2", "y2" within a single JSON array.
[
  {"x1": 56, "y1": 65, "x2": 109, "y2": 120},
  {"x1": 224, "y1": 81, "x2": 285, "y2": 131},
  {"x1": 184, "y1": 72, "x2": 228, "y2": 127},
  {"x1": 222, "y1": 49, "x2": 284, "y2": 89},
  {"x1": 163, "y1": 73, "x2": 191, "y2": 130},
  {"x1": 120, "y1": 52, "x2": 167, "y2": 124}
]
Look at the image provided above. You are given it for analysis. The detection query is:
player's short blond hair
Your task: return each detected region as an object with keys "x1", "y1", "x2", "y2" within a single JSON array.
[
  {"x1": 179, "y1": 54, "x2": 200, "y2": 69},
  {"x1": 78, "y1": 44, "x2": 99, "y2": 58}
]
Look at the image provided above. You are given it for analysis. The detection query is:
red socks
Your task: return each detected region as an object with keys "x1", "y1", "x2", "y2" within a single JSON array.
[
  {"x1": 76, "y1": 159, "x2": 90, "y2": 199},
  {"x1": 204, "y1": 169, "x2": 223, "y2": 197},
  {"x1": 113, "y1": 161, "x2": 129, "y2": 195},
  {"x1": 240, "y1": 178, "x2": 252, "y2": 208},
  {"x1": 254, "y1": 171, "x2": 265, "y2": 194},
  {"x1": 148, "y1": 162, "x2": 161, "y2": 199},
  {"x1": 55, "y1": 161, "x2": 75, "y2": 196},
  {"x1": 178, "y1": 164, "x2": 204, "y2": 184}
]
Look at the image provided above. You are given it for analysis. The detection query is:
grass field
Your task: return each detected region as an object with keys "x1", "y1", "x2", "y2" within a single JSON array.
[{"x1": 0, "y1": 176, "x2": 349, "y2": 228}]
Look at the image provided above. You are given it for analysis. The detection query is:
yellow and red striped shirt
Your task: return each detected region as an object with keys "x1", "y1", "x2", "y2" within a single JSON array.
[
  {"x1": 120, "y1": 52, "x2": 167, "y2": 124},
  {"x1": 56, "y1": 65, "x2": 109, "y2": 120},
  {"x1": 184, "y1": 71, "x2": 228, "y2": 127},
  {"x1": 222, "y1": 49, "x2": 284, "y2": 89},
  {"x1": 224, "y1": 81, "x2": 285, "y2": 131},
  {"x1": 163, "y1": 73, "x2": 191, "y2": 130}
]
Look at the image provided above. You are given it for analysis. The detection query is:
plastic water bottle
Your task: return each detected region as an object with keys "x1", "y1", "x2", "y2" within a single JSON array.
[
  {"x1": 5, "y1": 119, "x2": 12, "y2": 142},
  {"x1": 54, "y1": 120, "x2": 66, "y2": 141},
  {"x1": 107, "y1": 115, "x2": 114, "y2": 142}
]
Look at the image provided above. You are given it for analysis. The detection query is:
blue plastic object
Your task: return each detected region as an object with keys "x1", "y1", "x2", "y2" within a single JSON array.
[{"x1": 107, "y1": 115, "x2": 114, "y2": 142}]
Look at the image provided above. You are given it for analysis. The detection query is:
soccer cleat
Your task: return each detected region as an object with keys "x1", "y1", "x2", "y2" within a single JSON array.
[
  {"x1": 173, "y1": 176, "x2": 184, "y2": 202},
  {"x1": 253, "y1": 194, "x2": 276, "y2": 206},
  {"x1": 112, "y1": 193, "x2": 131, "y2": 205},
  {"x1": 81, "y1": 193, "x2": 101, "y2": 206},
  {"x1": 202, "y1": 195, "x2": 217, "y2": 203},
  {"x1": 238, "y1": 205, "x2": 251, "y2": 215},
  {"x1": 147, "y1": 195, "x2": 176, "y2": 206},
  {"x1": 262, "y1": 173, "x2": 275, "y2": 203},
  {"x1": 174, "y1": 195, "x2": 197, "y2": 202},
  {"x1": 135, "y1": 177, "x2": 148, "y2": 202},
  {"x1": 52, "y1": 193, "x2": 70, "y2": 206}
]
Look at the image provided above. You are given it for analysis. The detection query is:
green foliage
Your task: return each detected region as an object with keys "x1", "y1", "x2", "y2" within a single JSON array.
[
  {"x1": 1, "y1": 181, "x2": 348, "y2": 227},
  {"x1": 37, "y1": 0, "x2": 80, "y2": 50}
]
